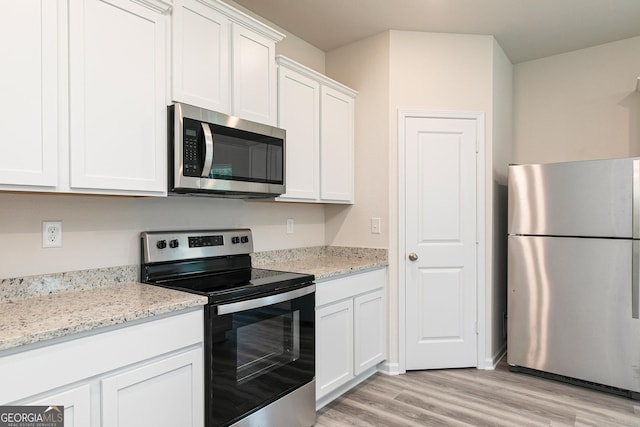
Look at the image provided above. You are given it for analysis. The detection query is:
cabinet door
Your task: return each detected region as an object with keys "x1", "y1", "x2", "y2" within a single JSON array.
[
  {"x1": 172, "y1": 0, "x2": 230, "y2": 113},
  {"x1": 25, "y1": 384, "x2": 92, "y2": 427},
  {"x1": 69, "y1": 0, "x2": 167, "y2": 194},
  {"x1": 102, "y1": 348, "x2": 204, "y2": 427},
  {"x1": 277, "y1": 66, "x2": 320, "y2": 201},
  {"x1": 232, "y1": 24, "x2": 277, "y2": 125},
  {"x1": 320, "y1": 86, "x2": 354, "y2": 203},
  {"x1": 354, "y1": 290, "x2": 386, "y2": 375},
  {"x1": 316, "y1": 299, "x2": 354, "y2": 399},
  {"x1": 0, "y1": 0, "x2": 58, "y2": 188}
]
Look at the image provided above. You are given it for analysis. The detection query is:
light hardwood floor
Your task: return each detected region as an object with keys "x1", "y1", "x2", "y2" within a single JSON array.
[{"x1": 315, "y1": 360, "x2": 640, "y2": 426}]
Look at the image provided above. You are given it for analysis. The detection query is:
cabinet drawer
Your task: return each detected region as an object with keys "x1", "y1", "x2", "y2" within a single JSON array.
[{"x1": 316, "y1": 269, "x2": 385, "y2": 306}]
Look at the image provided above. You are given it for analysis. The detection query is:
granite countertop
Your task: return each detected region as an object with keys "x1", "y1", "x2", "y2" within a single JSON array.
[
  {"x1": 252, "y1": 246, "x2": 388, "y2": 280},
  {"x1": 0, "y1": 246, "x2": 385, "y2": 353},
  {"x1": 0, "y1": 270, "x2": 207, "y2": 352}
]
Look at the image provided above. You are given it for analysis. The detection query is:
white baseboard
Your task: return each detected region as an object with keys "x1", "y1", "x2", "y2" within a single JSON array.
[
  {"x1": 377, "y1": 361, "x2": 401, "y2": 376},
  {"x1": 315, "y1": 366, "x2": 378, "y2": 410},
  {"x1": 479, "y1": 342, "x2": 507, "y2": 370}
]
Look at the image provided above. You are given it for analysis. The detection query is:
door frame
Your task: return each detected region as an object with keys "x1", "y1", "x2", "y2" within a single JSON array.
[{"x1": 397, "y1": 109, "x2": 487, "y2": 373}]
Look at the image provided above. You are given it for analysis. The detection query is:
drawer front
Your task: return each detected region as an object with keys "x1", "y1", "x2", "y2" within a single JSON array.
[{"x1": 316, "y1": 268, "x2": 385, "y2": 306}]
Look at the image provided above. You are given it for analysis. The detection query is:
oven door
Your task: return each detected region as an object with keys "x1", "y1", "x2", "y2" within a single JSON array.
[{"x1": 206, "y1": 285, "x2": 315, "y2": 427}]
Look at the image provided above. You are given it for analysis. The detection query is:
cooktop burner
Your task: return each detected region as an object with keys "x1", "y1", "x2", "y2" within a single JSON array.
[
  {"x1": 154, "y1": 268, "x2": 314, "y2": 304},
  {"x1": 140, "y1": 229, "x2": 314, "y2": 304}
]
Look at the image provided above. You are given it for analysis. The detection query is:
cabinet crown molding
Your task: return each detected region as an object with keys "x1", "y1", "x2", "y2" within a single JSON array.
[
  {"x1": 194, "y1": 0, "x2": 285, "y2": 42},
  {"x1": 276, "y1": 55, "x2": 358, "y2": 97},
  {"x1": 131, "y1": 0, "x2": 173, "y2": 13}
]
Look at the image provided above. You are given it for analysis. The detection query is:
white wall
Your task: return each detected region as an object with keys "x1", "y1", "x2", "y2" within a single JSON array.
[
  {"x1": 0, "y1": 194, "x2": 325, "y2": 278},
  {"x1": 224, "y1": 0, "x2": 326, "y2": 74},
  {"x1": 490, "y1": 39, "x2": 513, "y2": 361},
  {"x1": 324, "y1": 32, "x2": 390, "y2": 249},
  {"x1": 514, "y1": 36, "x2": 640, "y2": 164},
  {"x1": 322, "y1": 29, "x2": 512, "y2": 370},
  {"x1": 389, "y1": 31, "x2": 499, "y2": 368}
]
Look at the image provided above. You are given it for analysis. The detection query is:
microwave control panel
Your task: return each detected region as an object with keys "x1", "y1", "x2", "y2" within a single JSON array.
[{"x1": 183, "y1": 118, "x2": 201, "y2": 177}]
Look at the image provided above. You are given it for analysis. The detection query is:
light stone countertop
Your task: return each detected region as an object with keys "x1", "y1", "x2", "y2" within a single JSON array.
[
  {"x1": 0, "y1": 246, "x2": 385, "y2": 353},
  {"x1": 0, "y1": 282, "x2": 207, "y2": 352},
  {"x1": 252, "y1": 246, "x2": 388, "y2": 280}
]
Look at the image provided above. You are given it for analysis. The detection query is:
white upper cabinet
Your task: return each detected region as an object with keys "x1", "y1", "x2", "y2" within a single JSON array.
[
  {"x1": 276, "y1": 56, "x2": 356, "y2": 204},
  {"x1": 172, "y1": 0, "x2": 230, "y2": 113},
  {"x1": 0, "y1": 0, "x2": 58, "y2": 188},
  {"x1": 277, "y1": 63, "x2": 320, "y2": 200},
  {"x1": 320, "y1": 85, "x2": 355, "y2": 203},
  {"x1": 171, "y1": 0, "x2": 283, "y2": 126},
  {"x1": 0, "y1": 0, "x2": 169, "y2": 196},
  {"x1": 69, "y1": 0, "x2": 168, "y2": 194},
  {"x1": 231, "y1": 24, "x2": 278, "y2": 125}
]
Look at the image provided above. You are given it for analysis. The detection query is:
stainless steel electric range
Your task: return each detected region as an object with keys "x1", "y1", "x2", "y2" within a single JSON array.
[{"x1": 140, "y1": 229, "x2": 316, "y2": 427}]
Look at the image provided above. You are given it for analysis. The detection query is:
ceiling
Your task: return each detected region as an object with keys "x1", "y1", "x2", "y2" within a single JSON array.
[{"x1": 231, "y1": 0, "x2": 640, "y2": 63}]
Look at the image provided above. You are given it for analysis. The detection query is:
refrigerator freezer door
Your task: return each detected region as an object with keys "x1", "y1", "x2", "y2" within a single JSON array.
[
  {"x1": 507, "y1": 235, "x2": 640, "y2": 393},
  {"x1": 508, "y1": 158, "x2": 636, "y2": 238}
]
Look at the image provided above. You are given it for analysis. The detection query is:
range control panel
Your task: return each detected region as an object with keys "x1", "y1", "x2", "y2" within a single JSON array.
[{"x1": 141, "y1": 229, "x2": 253, "y2": 263}]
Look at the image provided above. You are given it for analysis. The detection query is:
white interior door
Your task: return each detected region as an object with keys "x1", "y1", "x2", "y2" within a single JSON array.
[{"x1": 404, "y1": 115, "x2": 478, "y2": 370}]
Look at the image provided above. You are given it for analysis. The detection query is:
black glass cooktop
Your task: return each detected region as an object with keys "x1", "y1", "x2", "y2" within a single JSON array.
[{"x1": 153, "y1": 268, "x2": 314, "y2": 304}]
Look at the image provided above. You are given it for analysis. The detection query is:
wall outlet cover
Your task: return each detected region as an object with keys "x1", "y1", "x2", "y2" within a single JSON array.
[{"x1": 43, "y1": 221, "x2": 62, "y2": 248}]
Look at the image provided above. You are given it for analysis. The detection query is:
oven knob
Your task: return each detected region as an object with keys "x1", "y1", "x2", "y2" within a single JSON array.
[
  {"x1": 169, "y1": 239, "x2": 179, "y2": 248},
  {"x1": 231, "y1": 236, "x2": 240, "y2": 244},
  {"x1": 241, "y1": 236, "x2": 249, "y2": 244},
  {"x1": 156, "y1": 240, "x2": 167, "y2": 249}
]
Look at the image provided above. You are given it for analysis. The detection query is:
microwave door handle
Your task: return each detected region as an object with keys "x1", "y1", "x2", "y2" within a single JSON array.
[
  {"x1": 201, "y1": 123, "x2": 214, "y2": 178},
  {"x1": 634, "y1": 241, "x2": 640, "y2": 319}
]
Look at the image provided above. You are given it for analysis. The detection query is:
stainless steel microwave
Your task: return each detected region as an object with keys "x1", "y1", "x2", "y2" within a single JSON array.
[{"x1": 168, "y1": 103, "x2": 285, "y2": 198}]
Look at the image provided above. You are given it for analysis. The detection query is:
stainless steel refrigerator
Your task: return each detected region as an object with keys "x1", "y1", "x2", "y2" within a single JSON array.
[{"x1": 508, "y1": 157, "x2": 640, "y2": 399}]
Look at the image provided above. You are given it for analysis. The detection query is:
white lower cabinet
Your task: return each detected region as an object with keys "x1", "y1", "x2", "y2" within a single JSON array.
[
  {"x1": 316, "y1": 299, "x2": 354, "y2": 397},
  {"x1": 26, "y1": 384, "x2": 92, "y2": 427},
  {"x1": 315, "y1": 269, "x2": 386, "y2": 408},
  {"x1": 101, "y1": 349, "x2": 202, "y2": 427},
  {"x1": 354, "y1": 289, "x2": 386, "y2": 375},
  {"x1": 0, "y1": 308, "x2": 204, "y2": 427}
]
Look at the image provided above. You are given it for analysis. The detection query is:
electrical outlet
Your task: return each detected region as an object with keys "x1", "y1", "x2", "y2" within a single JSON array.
[
  {"x1": 43, "y1": 221, "x2": 62, "y2": 248},
  {"x1": 371, "y1": 217, "x2": 381, "y2": 234},
  {"x1": 286, "y1": 218, "x2": 294, "y2": 234}
]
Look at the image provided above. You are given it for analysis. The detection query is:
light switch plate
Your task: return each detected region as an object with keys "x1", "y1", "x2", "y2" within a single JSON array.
[{"x1": 371, "y1": 217, "x2": 381, "y2": 234}]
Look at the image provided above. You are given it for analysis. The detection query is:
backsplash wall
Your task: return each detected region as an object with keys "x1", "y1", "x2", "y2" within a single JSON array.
[{"x1": 0, "y1": 193, "x2": 325, "y2": 279}]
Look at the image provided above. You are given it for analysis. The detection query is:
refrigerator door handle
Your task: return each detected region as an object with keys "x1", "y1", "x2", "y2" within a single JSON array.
[
  {"x1": 633, "y1": 159, "x2": 640, "y2": 240},
  {"x1": 634, "y1": 241, "x2": 640, "y2": 319}
]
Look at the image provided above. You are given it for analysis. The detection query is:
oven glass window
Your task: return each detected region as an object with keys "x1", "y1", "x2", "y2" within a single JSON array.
[
  {"x1": 235, "y1": 311, "x2": 299, "y2": 384},
  {"x1": 208, "y1": 291, "x2": 314, "y2": 427}
]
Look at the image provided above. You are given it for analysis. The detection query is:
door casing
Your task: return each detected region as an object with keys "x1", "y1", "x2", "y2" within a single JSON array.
[{"x1": 397, "y1": 109, "x2": 487, "y2": 373}]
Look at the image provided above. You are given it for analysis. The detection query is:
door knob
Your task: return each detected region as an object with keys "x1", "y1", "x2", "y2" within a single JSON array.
[{"x1": 408, "y1": 253, "x2": 418, "y2": 261}]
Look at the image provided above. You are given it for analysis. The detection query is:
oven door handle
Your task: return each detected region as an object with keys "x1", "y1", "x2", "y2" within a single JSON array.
[{"x1": 216, "y1": 284, "x2": 315, "y2": 315}]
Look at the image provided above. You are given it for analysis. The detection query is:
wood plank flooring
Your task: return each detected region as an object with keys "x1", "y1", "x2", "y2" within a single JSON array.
[{"x1": 315, "y1": 360, "x2": 640, "y2": 426}]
